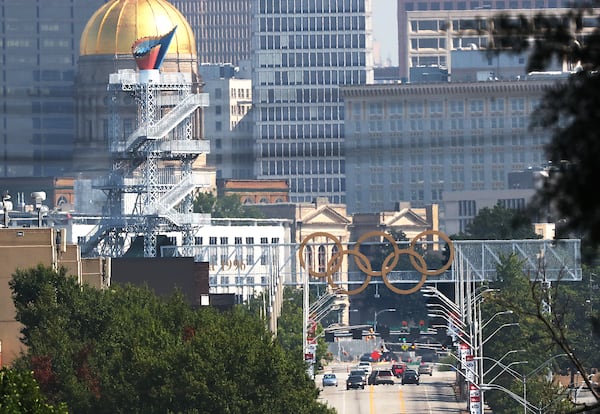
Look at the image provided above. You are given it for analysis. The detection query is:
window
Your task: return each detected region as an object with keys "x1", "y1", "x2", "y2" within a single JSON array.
[{"x1": 261, "y1": 237, "x2": 268, "y2": 265}]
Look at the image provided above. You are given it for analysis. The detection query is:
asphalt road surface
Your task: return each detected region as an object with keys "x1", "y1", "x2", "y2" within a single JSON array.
[{"x1": 317, "y1": 363, "x2": 467, "y2": 414}]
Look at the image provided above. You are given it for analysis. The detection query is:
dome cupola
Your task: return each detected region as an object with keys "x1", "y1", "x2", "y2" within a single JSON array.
[{"x1": 79, "y1": 0, "x2": 195, "y2": 57}]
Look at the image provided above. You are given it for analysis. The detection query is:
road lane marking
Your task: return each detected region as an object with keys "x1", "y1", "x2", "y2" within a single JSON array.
[
  {"x1": 398, "y1": 385, "x2": 406, "y2": 413},
  {"x1": 424, "y1": 382, "x2": 433, "y2": 414}
]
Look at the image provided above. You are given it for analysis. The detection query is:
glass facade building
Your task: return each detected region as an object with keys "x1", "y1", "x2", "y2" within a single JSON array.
[
  {"x1": 253, "y1": 0, "x2": 374, "y2": 204},
  {"x1": 0, "y1": 0, "x2": 104, "y2": 178},
  {"x1": 172, "y1": 0, "x2": 252, "y2": 66}
]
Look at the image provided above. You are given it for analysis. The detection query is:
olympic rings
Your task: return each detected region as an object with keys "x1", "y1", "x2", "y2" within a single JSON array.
[{"x1": 298, "y1": 229, "x2": 455, "y2": 296}]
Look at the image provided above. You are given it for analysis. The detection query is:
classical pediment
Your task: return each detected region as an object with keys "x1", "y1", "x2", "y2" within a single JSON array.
[
  {"x1": 384, "y1": 209, "x2": 430, "y2": 228},
  {"x1": 301, "y1": 206, "x2": 351, "y2": 226}
]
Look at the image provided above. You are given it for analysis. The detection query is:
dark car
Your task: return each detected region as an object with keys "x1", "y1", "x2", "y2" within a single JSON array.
[
  {"x1": 369, "y1": 369, "x2": 395, "y2": 385},
  {"x1": 401, "y1": 370, "x2": 420, "y2": 385},
  {"x1": 346, "y1": 374, "x2": 366, "y2": 390},
  {"x1": 349, "y1": 369, "x2": 368, "y2": 381},
  {"x1": 391, "y1": 363, "x2": 407, "y2": 377},
  {"x1": 359, "y1": 353, "x2": 374, "y2": 362},
  {"x1": 380, "y1": 351, "x2": 399, "y2": 362}
]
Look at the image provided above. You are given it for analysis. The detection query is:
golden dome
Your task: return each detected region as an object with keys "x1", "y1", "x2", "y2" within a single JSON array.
[{"x1": 80, "y1": 0, "x2": 195, "y2": 57}]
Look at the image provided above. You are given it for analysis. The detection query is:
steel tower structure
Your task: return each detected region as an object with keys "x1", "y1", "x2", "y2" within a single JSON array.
[{"x1": 81, "y1": 68, "x2": 212, "y2": 257}]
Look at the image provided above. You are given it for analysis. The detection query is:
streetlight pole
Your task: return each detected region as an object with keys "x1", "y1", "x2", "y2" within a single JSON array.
[
  {"x1": 482, "y1": 310, "x2": 513, "y2": 331},
  {"x1": 481, "y1": 323, "x2": 519, "y2": 346},
  {"x1": 374, "y1": 308, "x2": 396, "y2": 332},
  {"x1": 481, "y1": 350, "x2": 526, "y2": 378},
  {"x1": 522, "y1": 353, "x2": 570, "y2": 414}
]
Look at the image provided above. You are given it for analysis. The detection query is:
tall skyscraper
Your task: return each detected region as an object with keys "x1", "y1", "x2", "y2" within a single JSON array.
[
  {"x1": 0, "y1": 0, "x2": 105, "y2": 178},
  {"x1": 253, "y1": 0, "x2": 374, "y2": 204},
  {"x1": 171, "y1": 0, "x2": 253, "y2": 65}
]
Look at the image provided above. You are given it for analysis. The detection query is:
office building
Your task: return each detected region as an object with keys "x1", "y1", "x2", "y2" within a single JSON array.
[
  {"x1": 396, "y1": 0, "x2": 576, "y2": 80},
  {"x1": 0, "y1": 0, "x2": 104, "y2": 178},
  {"x1": 341, "y1": 79, "x2": 552, "y2": 215},
  {"x1": 200, "y1": 64, "x2": 254, "y2": 180},
  {"x1": 172, "y1": 0, "x2": 253, "y2": 65},
  {"x1": 252, "y1": 0, "x2": 374, "y2": 204},
  {"x1": 403, "y1": 7, "x2": 592, "y2": 82}
]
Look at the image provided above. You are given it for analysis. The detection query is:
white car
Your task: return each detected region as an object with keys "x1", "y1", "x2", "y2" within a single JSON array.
[{"x1": 357, "y1": 361, "x2": 372, "y2": 375}]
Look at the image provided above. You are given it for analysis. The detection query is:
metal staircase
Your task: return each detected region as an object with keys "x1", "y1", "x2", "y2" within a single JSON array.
[{"x1": 82, "y1": 69, "x2": 212, "y2": 258}]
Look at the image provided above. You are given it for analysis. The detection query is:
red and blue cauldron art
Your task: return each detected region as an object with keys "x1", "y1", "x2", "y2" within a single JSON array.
[{"x1": 132, "y1": 26, "x2": 176, "y2": 70}]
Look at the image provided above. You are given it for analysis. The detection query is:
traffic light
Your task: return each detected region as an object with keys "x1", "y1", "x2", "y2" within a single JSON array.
[
  {"x1": 325, "y1": 331, "x2": 335, "y2": 342},
  {"x1": 411, "y1": 342, "x2": 417, "y2": 350},
  {"x1": 352, "y1": 328, "x2": 363, "y2": 340}
]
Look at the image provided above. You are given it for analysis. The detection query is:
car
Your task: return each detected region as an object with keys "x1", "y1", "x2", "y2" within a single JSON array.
[
  {"x1": 349, "y1": 369, "x2": 368, "y2": 381},
  {"x1": 346, "y1": 374, "x2": 366, "y2": 390},
  {"x1": 401, "y1": 370, "x2": 420, "y2": 385},
  {"x1": 359, "y1": 353, "x2": 374, "y2": 362},
  {"x1": 358, "y1": 361, "x2": 372, "y2": 375},
  {"x1": 391, "y1": 363, "x2": 407, "y2": 377},
  {"x1": 322, "y1": 373, "x2": 338, "y2": 387},
  {"x1": 418, "y1": 363, "x2": 433, "y2": 376},
  {"x1": 368, "y1": 369, "x2": 395, "y2": 385},
  {"x1": 380, "y1": 351, "x2": 399, "y2": 362}
]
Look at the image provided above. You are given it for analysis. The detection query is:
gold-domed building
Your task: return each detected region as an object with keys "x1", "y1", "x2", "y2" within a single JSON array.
[{"x1": 74, "y1": 0, "x2": 202, "y2": 176}]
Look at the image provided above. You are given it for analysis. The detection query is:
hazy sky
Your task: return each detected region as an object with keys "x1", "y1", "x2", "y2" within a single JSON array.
[{"x1": 372, "y1": 0, "x2": 399, "y2": 66}]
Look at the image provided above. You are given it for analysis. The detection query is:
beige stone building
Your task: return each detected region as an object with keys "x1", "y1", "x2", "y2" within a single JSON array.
[{"x1": 0, "y1": 228, "x2": 106, "y2": 366}]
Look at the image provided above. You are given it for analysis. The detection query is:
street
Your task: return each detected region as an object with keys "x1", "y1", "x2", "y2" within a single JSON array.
[{"x1": 317, "y1": 362, "x2": 467, "y2": 414}]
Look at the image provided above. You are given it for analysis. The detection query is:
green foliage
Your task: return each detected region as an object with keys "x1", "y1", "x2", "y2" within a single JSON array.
[
  {"x1": 0, "y1": 367, "x2": 68, "y2": 413},
  {"x1": 453, "y1": 203, "x2": 540, "y2": 240},
  {"x1": 482, "y1": 256, "x2": 599, "y2": 413},
  {"x1": 193, "y1": 192, "x2": 264, "y2": 218},
  {"x1": 9, "y1": 265, "x2": 334, "y2": 414}
]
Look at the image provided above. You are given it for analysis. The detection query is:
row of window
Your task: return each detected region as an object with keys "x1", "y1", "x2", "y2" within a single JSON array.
[
  {"x1": 259, "y1": 122, "x2": 343, "y2": 139},
  {"x1": 361, "y1": 116, "x2": 530, "y2": 133},
  {"x1": 260, "y1": 103, "x2": 342, "y2": 121},
  {"x1": 410, "y1": 35, "x2": 488, "y2": 49},
  {"x1": 258, "y1": 69, "x2": 367, "y2": 86},
  {"x1": 258, "y1": 15, "x2": 366, "y2": 32},
  {"x1": 287, "y1": 176, "x2": 344, "y2": 194},
  {"x1": 260, "y1": 158, "x2": 343, "y2": 175},
  {"x1": 258, "y1": 49, "x2": 366, "y2": 68},
  {"x1": 403, "y1": 0, "x2": 564, "y2": 12},
  {"x1": 356, "y1": 98, "x2": 530, "y2": 119},
  {"x1": 198, "y1": 236, "x2": 278, "y2": 245},
  {"x1": 258, "y1": 0, "x2": 365, "y2": 14}
]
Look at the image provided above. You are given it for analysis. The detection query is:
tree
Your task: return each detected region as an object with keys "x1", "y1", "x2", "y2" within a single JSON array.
[
  {"x1": 9, "y1": 265, "x2": 335, "y2": 414},
  {"x1": 488, "y1": 7, "x2": 600, "y2": 248},
  {"x1": 482, "y1": 256, "x2": 600, "y2": 413},
  {"x1": 193, "y1": 192, "x2": 264, "y2": 218},
  {"x1": 0, "y1": 367, "x2": 68, "y2": 413},
  {"x1": 453, "y1": 203, "x2": 541, "y2": 240}
]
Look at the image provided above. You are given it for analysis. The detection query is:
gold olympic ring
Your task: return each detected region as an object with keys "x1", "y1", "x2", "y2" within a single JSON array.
[
  {"x1": 298, "y1": 229, "x2": 455, "y2": 295},
  {"x1": 326, "y1": 249, "x2": 372, "y2": 296},
  {"x1": 381, "y1": 249, "x2": 428, "y2": 295},
  {"x1": 354, "y1": 231, "x2": 402, "y2": 277},
  {"x1": 298, "y1": 231, "x2": 344, "y2": 279},
  {"x1": 409, "y1": 230, "x2": 455, "y2": 276}
]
